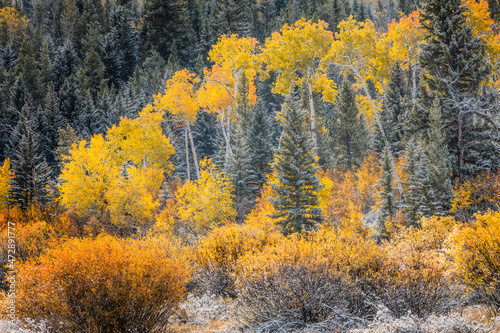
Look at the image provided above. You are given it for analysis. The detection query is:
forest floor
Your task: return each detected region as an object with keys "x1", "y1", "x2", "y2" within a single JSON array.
[{"x1": 2, "y1": 294, "x2": 500, "y2": 333}]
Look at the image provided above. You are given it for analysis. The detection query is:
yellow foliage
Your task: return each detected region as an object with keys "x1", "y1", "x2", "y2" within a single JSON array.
[
  {"x1": 463, "y1": 0, "x2": 500, "y2": 75},
  {"x1": 107, "y1": 105, "x2": 175, "y2": 171},
  {"x1": 261, "y1": 18, "x2": 336, "y2": 102},
  {"x1": 59, "y1": 106, "x2": 175, "y2": 225},
  {"x1": 451, "y1": 170, "x2": 500, "y2": 218},
  {"x1": 59, "y1": 135, "x2": 118, "y2": 215},
  {"x1": 245, "y1": 179, "x2": 280, "y2": 232},
  {"x1": 0, "y1": 158, "x2": 13, "y2": 210},
  {"x1": 155, "y1": 68, "x2": 200, "y2": 125},
  {"x1": 14, "y1": 235, "x2": 190, "y2": 332},
  {"x1": 0, "y1": 7, "x2": 29, "y2": 45},
  {"x1": 106, "y1": 165, "x2": 163, "y2": 226},
  {"x1": 325, "y1": 16, "x2": 392, "y2": 95},
  {"x1": 447, "y1": 211, "x2": 500, "y2": 306},
  {"x1": 321, "y1": 152, "x2": 381, "y2": 227},
  {"x1": 175, "y1": 158, "x2": 237, "y2": 235},
  {"x1": 386, "y1": 11, "x2": 423, "y2": 72},
  {"x1": 191, "y1": 223, "x2": 283, "y2": 295}
]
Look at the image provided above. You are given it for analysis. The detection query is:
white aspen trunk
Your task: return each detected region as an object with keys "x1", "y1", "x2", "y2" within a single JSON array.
[
  {"x1": 352, "y1": 67, "x2": 406, "y2": 202},
  {"x1": 307, "y1": 78, "x2": 319, "y2": 156},
  {"x1": 184, "y1": 126, "x2": 190, "y2": 182},
  {"x1": 187, "y1": 124, "x2": 200, "y2": 179}
]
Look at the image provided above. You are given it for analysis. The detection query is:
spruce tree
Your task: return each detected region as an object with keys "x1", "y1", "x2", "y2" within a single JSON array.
[
  {"x1": 421, "y1": 100, "x2": 453, "y2": 215},
  {"x1": 142, "y1": 0, "x2": 195, "y2": 66},
  {"x1": 246, "y1": 97, "x2": 274, "y2": 190},
  {"x1": 378, "y1": 147, "x2": 396, "y2": 236},
  {"x1": 8, "y1": 104, "x2": 53, "y2": 209},
  {"x1": 270, "y1": 92, "x2": 323, "y2": 236},
  {"x1": 329, "y1": 76, "x2": 369, "y2": 171},
  {"x1": 402, "y1": 138, "x2": 425, "y2": 226},
  {"x1": 376, "y1": 63, "x2": 408, "y2": 156}
]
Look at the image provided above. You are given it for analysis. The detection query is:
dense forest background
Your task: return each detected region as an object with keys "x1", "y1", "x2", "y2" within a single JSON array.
[{"x1": 2, "y1": 0, "x2": 500, "y2": 331}]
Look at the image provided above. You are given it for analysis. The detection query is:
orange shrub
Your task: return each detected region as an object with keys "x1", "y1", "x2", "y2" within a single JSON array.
[
  {"x1": 373, "y1": 216, "x2": 460, "y2": 318},
  {"x1": 447, "y1": 211, "x2": 500, "y2": 308},
  {"x1": 234, "y1": 227, "x2": 381, "y2": 330},
  {"x1": 451, "y1": 170, "x2": 500, "y2": 220},
  {"x1": 191, "y1": 223, "x2": 283, "y2": 297},
  {"x1": 15, "y1": 235, "x2": 190, "y2": 332}
]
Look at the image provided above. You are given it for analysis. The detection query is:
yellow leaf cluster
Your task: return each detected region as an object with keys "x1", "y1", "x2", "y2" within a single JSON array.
[
  {"x1": 59, "y1": 106, "x2": 174, "y2": 225},
  {"x1": 0, "y1": 158, "x2": 13, "y2": 210},
  {"x1": 155, "y1": 68, "x2": 200, "y2": 125},
  {"x1": 261, "y1": 18, "x2": 336, "y2": 101},
  {"x1": 447, "y1": 211, "x2": 500, "y2": 301},
  {"x1": 386, "y1": 11, "x2": 423, "y2": 70},
  {"x1": 325, "y1": 16, "x2": 391, "y2": 94},
  {"x1": 0, "y1": 7, "x2": 29, "y2": 45},
  {"x1": 175, "y1": 158, "x2": 237, "y2": 235}
]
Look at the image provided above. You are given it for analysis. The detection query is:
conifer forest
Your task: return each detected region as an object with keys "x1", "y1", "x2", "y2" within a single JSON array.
[{"x1": 2, "y1": 0, "x2": 500, "y2": 331}]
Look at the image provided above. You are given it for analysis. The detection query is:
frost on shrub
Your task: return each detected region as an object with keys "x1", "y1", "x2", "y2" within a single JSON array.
[
  {"x1": 365, "y1": 216, "x2": 461, "y2": 319},
  {"x1": 175, "y1": 292, "x2": 236, "y2": 326},
  {"x1": 234, "y1": 231, "x2": 378, "y2": 332},
  {"x1": 352, "y1": 309, "x2": 499, "y2": 333},
  {"x1": 15, "y1": 235, "x2": 190, "y2": 332}
]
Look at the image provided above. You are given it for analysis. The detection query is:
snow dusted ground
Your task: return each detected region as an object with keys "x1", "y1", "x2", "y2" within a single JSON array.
[{"x1": 2, "y1": 298, "x2": 499, "y2": 333}]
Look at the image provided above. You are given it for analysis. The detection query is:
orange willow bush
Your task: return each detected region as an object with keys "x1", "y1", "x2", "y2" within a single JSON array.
[
  {"x1": 447, "y1": 211, "x2": 500, "y2": 308},
  {"x1": 321, "y1": 152, "x2": 382, "y2": 226},
  {"x1": 191, "y1": 223, "x2": 283, "y2": 297},
  {"x1": 371, "y1": 216, "x2": 461, "y2": 318},
  {"x1": 234, "y1": 227, "x2": 382, "y2": 330},
  {"x1": 451, "y1": 170, "x2": 500, "y2": 220},
  {"x1": 15, "y1": 235, "x2": 190, "y2": 332}
]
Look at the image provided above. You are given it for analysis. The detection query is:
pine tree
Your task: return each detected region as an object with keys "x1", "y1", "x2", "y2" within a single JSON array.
[
  {"x1": 420, "y1": 0, "x2": 490, "y2": 96},
  {"x1": 419, "y1": 0, "x2": 492, "y2": 178},
  {"x1": 421, "y1": 100, "x2": 453, "y2": 216},
  {"x1": 16, "y1": 38, "x2": 43, "y2": 104},
  {"x1": 77, "y1": 48, "x2": 106, "y2": 102},
  {"x1": 378, "y1": 147, "x2": 396, "y2": 236},
  {"x1": 52, "y1": 41, "x2": 80, "y2": 92},
  {"x1": 8, "y1": 104, "x2": 53, "y2": 209},
  {"x1": 376, "y1": 63, "x2": 408, "y2": 156},
  {"x1": 402, "y1": 138, "x2": 421, "y2": 226},
  {"x1": 246, "y1": 96, "x2": 274, "y2": 190},
  {"x1": 329, "y1": 76, "x2": 369, "y2": 171},
  {"x1": 269, "y1": 92, "x2": 323, "y2": 236},
  {"x1": 142, "y1": 0, "x2": 195, "y2": 66}
]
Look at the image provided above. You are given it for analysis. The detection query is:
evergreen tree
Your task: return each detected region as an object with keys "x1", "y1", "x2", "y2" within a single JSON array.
[
  {"x1": 8, "y1": 104, "x2": 53, "y2": 209},
  {"x1": 329, "y1": 76, "x2": 369, "y2": 170},
  {"x1": 52, "y1": 41, "x2": 80, "y2": 92},
  {"x1": 376, "y1": 63, "x2": 408, "y2": 156},
  {"x1": 37, "y1": 83, "x2": 65, "y2": 171},
  {"x1": 77, "y1": 48, "x2": 105, "y2": 102},
  {"x1": 378, "y1": 147, "x2": 396, "y2": 236},
  {"x1": 246, "y1": 96, "x2": 274, "y2": 190},
  {"x1": 269, "y1": 92, "x2": 323, "y2": 236},
  {"x1": 58, "y1": 74, "x2": 80, "y2": 130},
  {"x1": 419, "y1": 0, "x2": 492, "y2": 178},
  {"x1": 419, "y1": 0, "x2": 490, "y2": 96},
  {"x1": 420, "y1": 100, "x2": 453, "y2": 216},
  {"x1": 142, "y1": 0, "x2": 195, "y2": 66},
  {"x1": 401, "y1": 138, "x2": 423, "y2": 227},
  {"x1": 16, "y1": 38, "x2": 43, "y2": 104}
]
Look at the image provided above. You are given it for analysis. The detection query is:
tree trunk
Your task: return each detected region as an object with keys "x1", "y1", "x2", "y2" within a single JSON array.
[
  {"x1": 352, "y1": 67, "x2": 406, "y2": 202},
  {"x1": 307, "y1": 78, "x2": 318, "y2": 156},
  {"x1": 187, "y1": 124, "x2": 200, "y2": 179},
  {"x1": 185, "y1": 126, "x2": 190, "y2": 182}
]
